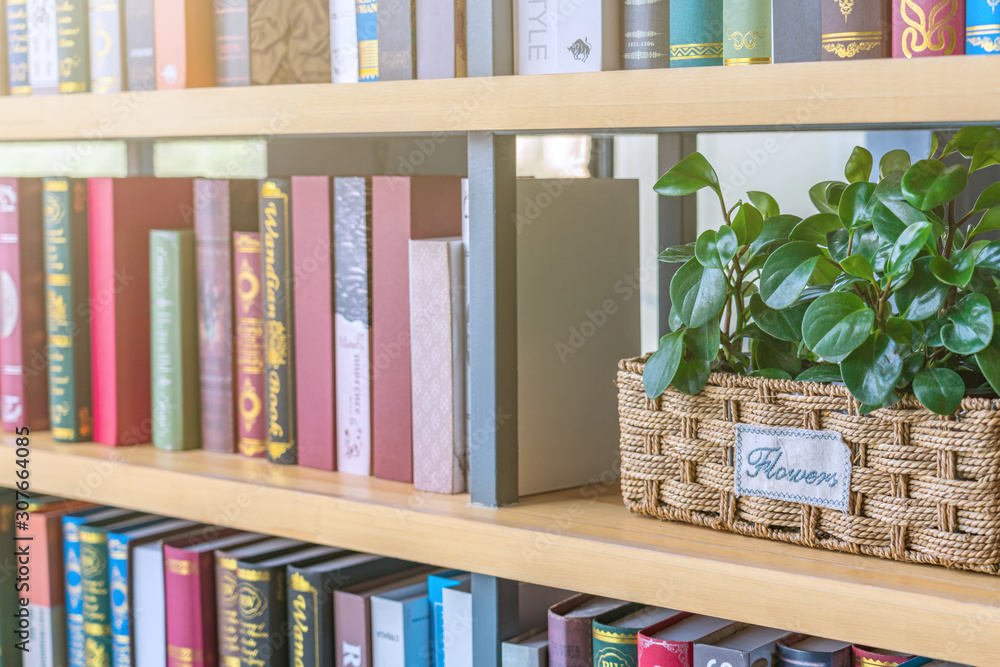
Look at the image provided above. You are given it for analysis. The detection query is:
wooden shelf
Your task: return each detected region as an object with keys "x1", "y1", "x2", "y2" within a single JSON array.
[
  {"x1": 2, "y1": 58, "x2": 1000, "y2": 140},
  {"x1": 5, "y1": 432, "x2": 998, "y2": 665}
]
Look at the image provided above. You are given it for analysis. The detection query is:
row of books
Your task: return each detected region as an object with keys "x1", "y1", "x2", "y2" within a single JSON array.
[{"x1": 0, "y1": 492, "x2": 972, "y2": 667}]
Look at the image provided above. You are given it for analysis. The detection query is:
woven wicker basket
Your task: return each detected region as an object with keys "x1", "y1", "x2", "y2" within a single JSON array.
[{"x1": 617, "y1": 355, "x2": 1000, "y2": 573}]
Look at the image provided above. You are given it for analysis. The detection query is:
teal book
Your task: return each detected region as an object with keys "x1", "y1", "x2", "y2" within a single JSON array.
[
  {"x1": 56, "y1": 0, "x2": 90, "y2": 92},
  {"x1": 150, "y1": 229, "x2": 202, "y2": 451},
  {"x1": 722, "y1": 0, "x2": 771, "y2": 65},
  {"x1": 592, "y1": 604, "x2": 685, "y2": 667},
  {"x1": 669, "y1": 0, "x2": 723, "y2": 67},
  {"x1": 43, "y1": 178, "x2": 93, "y2": 443},
  {"x1": 967, "y1": 0, "x2": 1000, "y2": 54},
  {"x1": 0, "y1": 489, "x2": 20, "y2": 667}
]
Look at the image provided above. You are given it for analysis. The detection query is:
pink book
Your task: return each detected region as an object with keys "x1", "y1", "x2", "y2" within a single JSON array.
[
  {"x1": 89, "y1": 177, "x2": 195, "y2": 445},
  {"x1": 638, "y1": 615, "x2": 743, "y2": 667},
  {"x1": 371, "y1": 176, "x2": 462, "y2": 482},
  {"x1": 893, "y1": 0, "x2": 965, "y2": 57},
  {"x1": 291, "y1": 176, "x2": 336, "y2": 470}
]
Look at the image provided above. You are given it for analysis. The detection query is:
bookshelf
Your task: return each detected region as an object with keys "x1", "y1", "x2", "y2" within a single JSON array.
[{"x1": 6, "y1": 433, "x2": 999, "y2": 665}]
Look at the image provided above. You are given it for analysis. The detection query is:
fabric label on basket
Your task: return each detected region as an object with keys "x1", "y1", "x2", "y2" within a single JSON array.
[{"x1": 733, "y1": 424, "x2": 852, "y2": 513}]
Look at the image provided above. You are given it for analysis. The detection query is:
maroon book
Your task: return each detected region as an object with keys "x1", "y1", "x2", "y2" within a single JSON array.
[
  {"x1": 291, "y1": 176, "x2": 336, "y2": 471},
  {"x1": 233, "y1": 231, "x2": 266, "y2": 457},
  {"x1": 0, "y1": 179, "x2": 47, "y2": 432},
  {"x1": 89, "y1": 177, "x2": 195, "y2": 446},
  {"x1": 371, "y1": 176, "x2": 463, "y2": 482},
  {"x1": 893, "y1": 0, "x2": 965, "y2": 57},
  {"x1": 548, "y1": 594, "x2": 631, "y2": 667},
  {"x1": 193, "y1": 179, "x2": 257, "y2": 453}
]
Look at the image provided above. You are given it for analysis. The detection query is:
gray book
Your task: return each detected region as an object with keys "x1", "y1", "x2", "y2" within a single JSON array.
[
  {"x1": 502, "y1": 627, "x2": 548, "y2": 667},
  {"x1": 377, "y1": 0, "x2": 414, "y2": 80},
  {"x1": 89, "y1": 0, "x2": 124, "y2": 93},
  {"x1": 694, "y1": 625, "x2": 797, "y2": 667},
  {"x1": 416, "y1": 0, "x2": 463, "y2": 79},
  {"x1": 772, "y1": 0, "x2": 820, "y2": 63},
  {"x1": 124, "y1": 0, "x2": 154, "y2": 90}
]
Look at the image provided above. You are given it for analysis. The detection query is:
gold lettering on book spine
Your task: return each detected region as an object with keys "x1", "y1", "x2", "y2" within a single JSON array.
[
  {"x1": 838, "y1": 0, "x2": 854, "y2": 20},
  {"x1": 900, "y1": 0, "x2": 958, "y2": 57},
  {"x1": 166, "y1": 558, "x2": 198, "y2": 575},
  {"x1": 726, "y1": 26, "x2": 767, "y2": 49}
]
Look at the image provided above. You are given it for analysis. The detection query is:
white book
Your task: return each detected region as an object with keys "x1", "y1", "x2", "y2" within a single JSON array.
[
  {"x1": 371, "y1": 582, "x2": 433, "y2": 667},
  {"x1": 132, "y1": 541, "x2": 168, "y2": 667},
  {"x1": 514, "y1": 0, "x2": 619, "y2": 74},
  {"x1": 502, "y1": 627, "x2": 548, "y2": 667},
  {"x1": 441, "y1": 582, "x2": 472, "y2": 667},
  {"x1": 330, "y1": 0, "x2": 359, "y2": 83},
  {"x1": 514, "y1": 0, "x2": 558, "y2": 74},
  {"x1": 26, "y1": 0, "x2": 58, "y2": 94},
  {"x1": 24, "y1": 605, "x2": 64, "y2": 667}
]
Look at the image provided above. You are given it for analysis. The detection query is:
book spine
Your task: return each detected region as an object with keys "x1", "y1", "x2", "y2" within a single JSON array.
[
  {"x1": 155, "y1": 0, "x2": 215, "y2": 88},
  {"x1": 288, "y1": 570, "x2": 327, "y2": 667},
  {"x1": 330, "y1": 0, "x2": 359, "y2": 82},
  {"x1": 967, "y1": 0, "x2": 1000, "y2": 52},
  {"x1": 370, "y1": 597, "x2": 404, "y2": 665},
  {"x1": 132, "y1": 545, "x2": 169, "y2": 667},
  {"x1": 415, "y1": 0, "x2": 455, "y2": 78},
  {"x1": 623, "y1": 0, "x2": 669, "y2": 69},
  {"x1": 776, "y1": 645, "x2": 850, "y2": 667},
  {"x1": 150, "y1": 229, "x2": 202, "y2": 451},
  {"x1": 287, "y1": 0, "x2": 332, "y2": 83},
  {"x1": 214, "y1": 0, "x2": 250, "y2": 86},
  {"x1": 455, "y1": 0, "x2": 466, "y2": 76},
  {"x1": 637, "y1": 637, "x2": 691, "y2": 667},
  {"x1": 0, "y1": 492, "x2": 17, "y2": 667},
  {"x1": 515, "y1": 0, "x2": 557, "y2": 74},
  {"x1": 333, "y1": 177, "x2": 372, "y2": 476},
  {"x1": 260, "y1": 178, "x2": 297, "y2": 465},
  {"x1": 164, "y1": 547, "x2": 213, "y2": 667},
  {"x1": 333, "y1": 592, "x2": 369, "y2": 667},
  {"x1": 773, "y1": 0, "x2": 821, "y2": 62},
  {"x1": 7, "y1": 0, "x2": 30, "y2": 94},
  {"x1": 893, "y1": 0, "x2": 966, "y2": 56},
  {"x1": 216, "y1": 557, "x2": 241, "y2": 667},
  {"x1": 43, "y1": 178, "x2": 93, "y2": 443},
  {"x1": 0, "y1": 178, "x2": 49, "y2": 433},
  {"x1": 194, "y1": 180, "x2": 237, "y2": 453},
  {"x1": 668, "y1": 0, "x2": 723, "y2": 67},
  {"x1": 291, "y1": 176, "x2": 335, "y2": 471},
  {"x1": 107, "y1": 536, "x2": 132, "y2": 667},
  {"x1": 440, "y1": 587, "x2": 471, "y2": 667},
  {"x1": 234, "y1": 232, "x2": 267, "y2": 458},
  {"x1": 80, "y1": 529, "x2": 112, "y2": 667},
  {"x1": 86, "y1": 177, "x2": 118, "y2": 446},
  {"x1": 822, "y1": 0, "x2": 892, "y2": 60},
  {"x1": 237, "y1": 565, "x2": 284, "y2": 667},
  {"x1": 87, "y1": 0, "x2": 124, "y2": 93},
  {"x1": 56, "y1": 0, "x2": 89, "y2": 92},
  {"x1": 63, "y1": 517, "x2": 88, "y2": 667},
  {"x1": 722, "y1": 0, "x2": 771, "y2": 64},
  {"x1": 356, "y1": 0, "x2": 378, "y2": 81},
  {"x1": 546, "y1": 614, "x2": 592, "y2": 667},
  {"x1": 27, "y1": 0, "x2": 58, "y2": 94},
  {"x1": 124, "y1": 0, "x2": 154, "y2": 89},
  {"x1": 24, "y1": 511, "x2": 69, "y2": 667},
  {"x1": 402, "y1": 598, "x2": 431, "y2": 666},
  {"x1": 555, "y1": 0, "x2": 611, "y2": 72}
]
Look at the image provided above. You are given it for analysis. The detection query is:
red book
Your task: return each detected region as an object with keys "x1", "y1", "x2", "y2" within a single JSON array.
[
  {"x1": 638, "y1": 615, "x2": 743, "y2": 667},
  {"x1": 0, "y1": 178, "x2": 48, "y2": 432},
  {"x1": 89, "y1": 178, "x2": 195, "y2": 445},
  {"x1": 234, "y1": 231, "x2": 266, "y2": 457},
  {"x1": 371, "y1": 176, "x2": 463, "y2": 482},
  {"x1": 893, "y1": 0, "x2": 965, "y2": 57},
  {"x1": 291, "y1": 176, "x2": 336, "y2": 470},
  {"x1": 194, "y1": 179, "x2": 257, "y2": 453},
  {"x1": 851, "y1": 646, "x2": 914, "y2": 666}
]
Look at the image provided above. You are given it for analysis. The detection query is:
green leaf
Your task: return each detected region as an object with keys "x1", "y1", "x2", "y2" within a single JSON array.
[
  {"x1": 842, "y1": 334, "x2": 904, "y2": 407},
  {"x1": 975, "y1": 337, "x2": 1000, "y2": 396},
  {"x1": 654, "y1": 152, "x2": 721, "y2": 198},
  {"x1": 826, "y1": 228, "x2": 849, "y2": 262},
  {"x1": 971, "y1": 136, "x2": 1000, "y2": 172},
  {"x1": 809, "y1": 180, "x2": 848, "y2": 215},
  {"x1": 930, "y1": 249, "x2": 974, "y2": 287},
  {"x1": 760, "y1": 242, "x2": 823, "y2": 309},
  {"x1": 643, "y1": 332, "x2": 684, "y2": 398},
  {"x1": 897, "y1": 352, "x2": 924, "y2": 389},
  {"x1": 685, "y1": 317, "x2": 721, "y2": 361},
  {"x1": 749, "y1": 293, "x2": 806, "y2": 342},
  {"x1": 845, "y1": 146, "x2": 873, "y2": 183},
  {"x1": 901, "y1": 160, "x2": 968, "y2": 211},
  {"x1": 885, "y1": 317, "x2": 917, "y2": 349},
  {"x1": 838, "y1": 182, "x2": 877, "y2": 229},
  {"x1": 672, "y1": 356, "x2": 711, "y2": 395},
  {"x1": 871, "y1": 200, "x2": 926, "y2": 243},
  {"x1": 670, "y1": 259, "x2": 728, "y2": 328},
  {"x1": 659, "y1": 243, "x2": 697, "y2": 263},
  {"x1": 886, "y1": 221, "x2": 932, "y2": 277},
  {"x1": 840, "y1": 254, "x2": 876, "y2": 285},
  {"x1": 695, "y1": 226, "x2": 738, "y2": 269},
  {"x1": 751, "y1": 336, "x2": 803, "y2": 377},
  {"x1": 789, "y1": 213, "x2": 842, "y2": 246},
  {"x1": 860, "y1": 393, "x2": 901, "y2": 414},
  {"x1": 747, "y1": 191, "x2": 779, "y2": 219},
  {"x1": 852, "y1": 226, "x2": 884, "y2": 264},
  {"x1": 972, "y1": 182, "x2": 1000, "y2": 212},
  {"x1": 894, "y1": 257, "x2": 949, "y2": 321},
  {"x1": 879, "y1": 149, "x2": 911, "y2": 179},
  {"x1": 731, "y1": 203, "x2": 764, "y2": 245},
  {"x1": 748, "y1": 368, "x2": 793, "y2": 380},
  {"x1": 969, "y1": 207, "x2": 1000, "y2": 241},
  {"x1": 796, "y1": 364, "x2": 842, "y2": 383},
  {"x1": 975, "y1": 239, "x2": 1000, "y2": 270},
  {"x1": 941, "y1": 127, "x2": 1000, "y2": 158},
  {"x1": 942, "y1": 293, "x2": 994, "y2": 355},
  {"x1": 749, "y1": 215, "x2": 800, "y2": 258},
  {"x1": 802, "y1": 292, "x2": 875, "y2": 359},
  {"x1": 668, "y1": 306, "x2": 683, "y2": 332},
  {"x1": 929, "y1": 132, "x2": 939, "y2": 159},
  {"x1": 912, "y1": 368, "x2": 965, "y2": 415}
]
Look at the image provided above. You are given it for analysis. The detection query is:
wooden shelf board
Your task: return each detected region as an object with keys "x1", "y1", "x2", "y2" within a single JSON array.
[
  {"x1": 3, "y1": 58, "x2": 1000, "y2": 140},
  {"x1": 5, "y1": 432, "x2": 998, "y2": 665}
]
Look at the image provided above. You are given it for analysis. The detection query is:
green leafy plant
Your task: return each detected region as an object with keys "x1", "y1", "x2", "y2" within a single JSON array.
[{"x1": 645, "y1": 127, "x2": 1000, "y2": 415}]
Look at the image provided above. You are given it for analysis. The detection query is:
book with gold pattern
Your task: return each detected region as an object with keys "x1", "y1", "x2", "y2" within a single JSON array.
[
  {"x1": 822, "y1": 0, "x2": 892, "y2": 60},
  {"x1": 234, "y1": 231, "x2": 267, "y2": 458},
  {"x1": 723, "y1": 0, "x2": 772, "y2": 65},
  {"x1": 7, "y1": 0, "x2": 30, "y2": 94},
  {"x1": 592, "y1": 604, "x2": 686, "y2": 667},
  {"x1": 88, "y1": 0, "x2": 125, "y2": 93},
  {"x1": 669, "y1": 0, "x2": 723, "y2": 67},
  {"x1": 55, "y1": 0, "x2": 90, "y2": 93},
  {"x1": 966, "y1": 0, "x2": 1000, "y2": 53},
  {"x1": 852, "y1": 646, "x2": 917, "y2": 667},
  {"x1": 893, "y1": 0, "x2": 966, "y2": 57},
  {"x1": 623, "y1": 0, "x2": 669, "y2": 69}
]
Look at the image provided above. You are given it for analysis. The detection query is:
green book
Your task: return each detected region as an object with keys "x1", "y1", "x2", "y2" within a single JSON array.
[
  {"x1": 56, "y1": 0, "x2": 90, "y2": 92},
  {"x1": 0, "y1": 489, "x2": 22, "y2": 667},
  {"x1": 592, "y1": 604, "x2": 684, "y2": 667},
  {"x1": 149, "y1": 229, "x2": 201, "y2": 451},
  {"x1": 722, "y1": 0, "x2": 772, "y2": 66},
  {"x1": 43, "y1": 178, "x2": 93, "y2": 442}
]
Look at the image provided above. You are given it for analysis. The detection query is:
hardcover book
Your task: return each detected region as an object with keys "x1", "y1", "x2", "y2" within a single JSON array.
[
  {"x1": 259, "y1": 178, "x2": 297, "y2": 465},
  {"x1": 623, "y1": 0, "x2": 669, "y2": 69},
  {"x1": 851, "y1": 646, "x2": 915, "y2": 666},
  {"x1": 153, "y1": 0, "x2": 216, "y2": 88},
  {"x1": 693, "y1": 625, "x2": 796, "y2": 667},
  {"x1": 56, "y1": 0, "x2": 89, "y2": 92},
  {"x1": 821, "y1": 0, "x2": 892, "y2": 60},
  {"x1": 163, "y1": 531, "x2": 266, "y2": 667},
  {"x1": 89, "y1": 178, "x2": 195, "y2": 446},
  {"x1": 291, "y1": 176, "x2": 335, "y2": 470},
  {"x1": 329, "y1": 0, "x2": 358, "y2": 81},
  {"x1": 0, "y1": 14, "x2": 7, "y2": 96},
  {"x1": 27, "y1": 0, "x2": 58, "y2": 94},
  {"x1": 547, "y1": 594, "x2": 629, "y2": 667},
  {"x1": 0, "y1": 178, "x2": 48, "y2": 433},
  {"x1": 514, "y1": 0, "x2": 621, "y2": 73},
  {"x1": 377, "y1": 0, "x2": 415, "y2": 79},
  {"x1": 668, "y1": 0, "x2": 723, "y2": 67},
  {"x1": 592, "y1": 605, "x2": 686, "y2": 667},
  {"x1": 42, "y1": 178, "x2": 92, "y2": 442},
  {"x1": 967, "y1": 0, "x2": 1000, "y2": 53},
  {"x1": 355, "y1": 0, "x2": 378, "y2": 80},
  {"x1": 502, "y1": 627, "x2": 548, "y2": 667},
  {"x1": 333, "y1": 176, "x2": 372, "y2": 475},
  {"x1": 893, "y1": 0, "x2": 965, "y2": 57},
  {"x1": 88, "y1": 0, "x2": 124, "y2": 93},
  {"x1": 194, "y1": 179, "x2": 258, "y2": 454},
  {"x1": 372, "y1": 176, "x2": 463, "y2": 483},
  {"x1": 370, "y1": 582, "x2": 433, "y2": 667},
  {"x1": 776, "y1": 637, "x2": 852, "y2": 667},
  {"x1": 7, "y1": 0, "x2": 30, "y2": 94},
  {"x1": 416, "y1": 0, "x2": 466, "y2": 78},
  {"x1": 441, "y1": 581, "x2": 471, "y2": 667},
  {"x1": 722, "y1": 0, "x2": 771, "y2": 64},
  {"x1": 0, "y1": 491, "x2": 17, "y2": 667},
  {"x1": 234, "y1": 231, "x2": 266, "y2": 458},
  {"x1": 250, "y1": 0, "x2": 332, "y2": 84},
  {"x1": 214, "y1": 0, "x2": 250, "y2": 86},
  {"x1": 637, "y1": 615, "x2": 742, "y2": 667},
  {"x1": 409, "y1": 238, "x2": 466, "y2": 494},
  {"x1": 124, "y1": 0, "x2": 154, "y2": 89},
  {"x1": 774, "y1": 0, "x2": 821, "y2": 62},
  {"x1": 427, "y1": 571, "x2": 469, "y2": 667}
]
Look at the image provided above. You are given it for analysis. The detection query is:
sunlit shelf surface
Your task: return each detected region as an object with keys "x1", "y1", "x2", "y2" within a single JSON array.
[
  {"x1": 2, "y1": 58, "x2": 1000, "y2": 140},
  {"x1": 5, "y1": 433, "x2": 998, "y2": 665}
]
